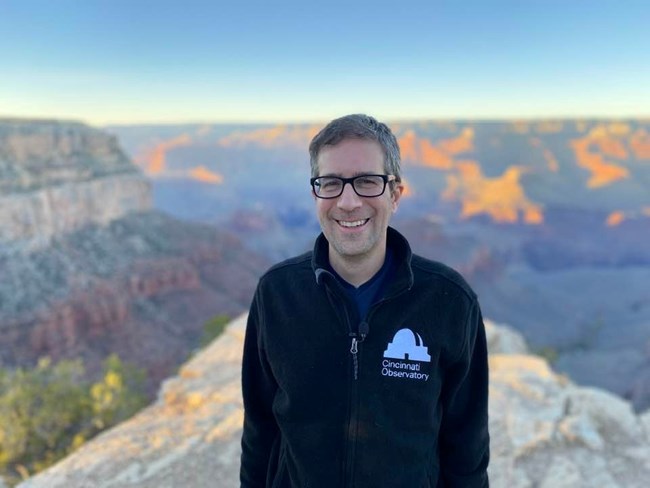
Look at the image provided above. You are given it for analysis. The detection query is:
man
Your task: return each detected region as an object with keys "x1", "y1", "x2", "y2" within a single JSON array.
[{"x1": 240, "y1": 114, "x2": 489, "y2": 487}]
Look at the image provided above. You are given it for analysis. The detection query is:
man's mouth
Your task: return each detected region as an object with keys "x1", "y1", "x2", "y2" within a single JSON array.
[{"x1": 336, "y1": 218, "x2": 370, "y2": 228}]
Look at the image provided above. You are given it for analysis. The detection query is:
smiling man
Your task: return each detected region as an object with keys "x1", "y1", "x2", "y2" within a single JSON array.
[{"x1": 240, "y1": 114, "x2": 490, "y2": 487}]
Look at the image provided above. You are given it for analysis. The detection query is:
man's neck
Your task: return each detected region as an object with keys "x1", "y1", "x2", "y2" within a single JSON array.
[{"x1": 328, "y1": 243, "x2": 386, "y2": 288}]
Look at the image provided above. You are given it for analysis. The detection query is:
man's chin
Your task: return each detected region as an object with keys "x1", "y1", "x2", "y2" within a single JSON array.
[{"x1": 330, "y1": 239, "x2": 372, "y2": 259}]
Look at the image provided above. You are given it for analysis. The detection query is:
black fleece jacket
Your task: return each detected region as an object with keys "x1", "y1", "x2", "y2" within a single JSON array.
[{"x1": 240, "y1": 227, "x2": 489, "y2": 487}]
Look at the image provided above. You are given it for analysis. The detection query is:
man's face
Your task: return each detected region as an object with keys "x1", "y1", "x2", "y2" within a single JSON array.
[{"x1": 314, "y1": 138, "x2": 403, "y2": 263}]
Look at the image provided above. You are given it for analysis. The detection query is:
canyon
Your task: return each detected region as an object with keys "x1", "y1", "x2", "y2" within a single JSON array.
[
  {"x1": 108, "y1": 119, "x2": 650, "y2": 410},
  {"x1": 0, "y1": 119, "x2": 266, "y2": 391}
]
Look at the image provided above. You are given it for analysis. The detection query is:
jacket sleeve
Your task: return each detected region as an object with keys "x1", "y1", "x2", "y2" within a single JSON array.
[
  {"x1": 240, "y1": 289, "x2": 279, "y2": 487},
  {"x1": 439, "y1": 300, "x2": 490, "y2": 487}
]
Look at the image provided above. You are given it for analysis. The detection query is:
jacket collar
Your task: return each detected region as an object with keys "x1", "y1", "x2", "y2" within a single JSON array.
[{"x1": 312, "y1": 226, "x2": 414, "y2": 296}]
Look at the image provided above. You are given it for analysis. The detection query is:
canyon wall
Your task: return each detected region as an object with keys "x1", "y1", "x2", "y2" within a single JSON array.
[
  {"x1": 0, "y1": 119, "x2": 266, "y2": 393},
  {"x1": 0, "y1": 119, "x2": 151, "y2": 245}
]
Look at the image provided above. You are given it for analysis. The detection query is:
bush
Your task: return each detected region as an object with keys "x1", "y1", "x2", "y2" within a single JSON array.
[
  {"x1": 0, "y1": 355, "x2": 147, "y2": 485},
  {"x1": 534, "y1": 346, "x2": 559, "y2": 365},
  {"x1": 200, "y1": 314, "x2": 231, "y2": 347}
]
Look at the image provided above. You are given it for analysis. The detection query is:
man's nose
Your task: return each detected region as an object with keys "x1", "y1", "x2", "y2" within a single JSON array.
[{"x1": 337, "y1": 182, "x2": 362, "y2": 210}]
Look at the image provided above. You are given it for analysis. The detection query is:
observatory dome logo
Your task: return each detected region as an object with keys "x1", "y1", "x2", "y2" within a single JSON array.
[{"x1": 381, "y1": 328, "x2": 431, "y2": 381}]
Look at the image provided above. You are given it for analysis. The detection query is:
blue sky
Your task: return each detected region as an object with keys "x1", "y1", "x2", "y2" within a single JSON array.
[{"x1": 1, "y1": 0, "x2": 649, "y2": 125}]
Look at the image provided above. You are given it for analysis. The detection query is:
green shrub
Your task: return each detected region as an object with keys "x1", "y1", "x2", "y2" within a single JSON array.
[
  {"x1": 0, "y1": 355, "x2": 147, "y2": 485},
  {"x1": 200, "y1": 314, "x2": 231, "y2": 347},
  {"x1": 534, "y1": 346, "x2": 559, "y2": 365}
]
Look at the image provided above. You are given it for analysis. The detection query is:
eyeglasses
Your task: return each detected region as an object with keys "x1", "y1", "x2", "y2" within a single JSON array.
[{"x1": 310, "y1": 174, "x2": 396, "y2": 199}]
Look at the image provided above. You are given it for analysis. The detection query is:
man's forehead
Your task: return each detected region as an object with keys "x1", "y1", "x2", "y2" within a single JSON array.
[{"x1": 318, "y1": 170, "x2": 380, "y2": 177}]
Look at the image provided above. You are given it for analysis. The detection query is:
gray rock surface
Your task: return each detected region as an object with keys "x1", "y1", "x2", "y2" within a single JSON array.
[
  {"x1": 19, "y1": 315, "x2": 650, "y2": 488},
  {"x1": 0, "y1": 119, "x2": 151, "y2": 246},
  {"x1": 485, "y1": 318, "x2": 528, "y2": 355}
]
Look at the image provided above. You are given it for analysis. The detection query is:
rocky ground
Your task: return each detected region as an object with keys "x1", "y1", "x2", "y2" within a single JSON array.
[{"x1": 18, "y1": 316, "x2": 650, "y2": 488}]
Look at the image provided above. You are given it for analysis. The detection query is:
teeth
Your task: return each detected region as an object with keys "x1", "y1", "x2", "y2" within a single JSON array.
[{"x1": 338, "y1": 219, "x2": 368, "y2": 228}]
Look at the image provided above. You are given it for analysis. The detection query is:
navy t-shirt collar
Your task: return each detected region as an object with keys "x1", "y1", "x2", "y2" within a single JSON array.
[{"x1": 327, "y1": 248, "x2": 395, "y2": 321}]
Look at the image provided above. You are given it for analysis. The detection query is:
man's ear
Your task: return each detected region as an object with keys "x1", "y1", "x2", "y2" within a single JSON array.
[{"x1": 391, "y1": 182, "x2": 404, "y2": 213}]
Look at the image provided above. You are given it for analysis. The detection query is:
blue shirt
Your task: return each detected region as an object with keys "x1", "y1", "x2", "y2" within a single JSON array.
[{"x1": 329, "y1": 248, "x2": 395, "y2": 321}]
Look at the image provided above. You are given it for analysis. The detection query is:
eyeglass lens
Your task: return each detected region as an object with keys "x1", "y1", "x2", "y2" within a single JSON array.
[{"x1": 314, "y1": 175, "x2": 387, "y2": 197}]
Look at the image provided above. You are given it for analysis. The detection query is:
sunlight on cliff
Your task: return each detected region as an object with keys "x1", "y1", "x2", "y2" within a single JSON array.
[
  {"x1": 399, "y1": 131, "x2": 454, "y2": 169},
  {"x1": 631, "y1": 129, "x2": 650, "y2": 159},
  {"x1": 399, "y1": 128, "x2": 473, "y2": 169},
  {"x1": 440, "y1": 127, "x2": 474, "y2": 154},
  {"x1": 400, "y1": 178, "x2": 414, "y2": 197},
  {"x1": 606, "y1": 211, "x2": 626, "y2": 226},
  {"x1": 442, "y1": 162, "x2": 544, "y2": 224},
  {"x1": 217, "y1": 125, "x2": 320, "y2": 148},
  {"x1": 135, "y1": 134, "x2": 193, "y2": 175},
  {"x1": 569, "y1": 122, "x2": 650, "y2": 188},
  {"x1": 599, "y1": 123, "x2": 632, "y2": 136},
  {"x1": 490, "y1": 355, "x2": 557, "y2": 382},
  {"x1": 544, "y1": 149, "x2": 559, "y2": 172},
  {"x1": 570, "y1": 134, "x2": 630, "y2": 188},
  {"x1": 188, "y1": 166, "x2": 224, "y2": 184},
  {"x1": 205, "y1": 410, "x2": 244, "y2": 442}
]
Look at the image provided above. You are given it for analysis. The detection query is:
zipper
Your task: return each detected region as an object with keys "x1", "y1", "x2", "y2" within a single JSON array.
[
  {"x1": 345, "y1": 318, "x2": 369, "y2": 487},
  {"x1": 350, "y1": 337, "x2": 359, "y2": 380},
  {"x1": 322, "y1": 271, "x2": 410, "y2": 488},
  {"x1": 345, "y1": 332, "x2": 360, "y2": 487},
  {"x1": 343, "y1": 291, "x2": 409, "y2": 486},
  {"x1": 321, "y1": 274, "x2": 361, "y2": 488},
  {"x1": 349, "y1": 321, "x2": 368, "y2": 381}
]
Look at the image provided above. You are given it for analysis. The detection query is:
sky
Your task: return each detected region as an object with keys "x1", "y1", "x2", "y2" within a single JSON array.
[{"x1": 1, "y1": 0, "x2": 649, "y2": 126}]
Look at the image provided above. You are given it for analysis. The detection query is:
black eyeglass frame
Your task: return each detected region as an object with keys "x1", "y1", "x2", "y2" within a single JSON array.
[{"x1": 310, "y1": 174, "x2": 397, "y2": 199}]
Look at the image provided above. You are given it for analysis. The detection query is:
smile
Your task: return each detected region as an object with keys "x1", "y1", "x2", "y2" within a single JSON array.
[{"x1": 336, "y1": 218, "x2": 369, "y2": 228}]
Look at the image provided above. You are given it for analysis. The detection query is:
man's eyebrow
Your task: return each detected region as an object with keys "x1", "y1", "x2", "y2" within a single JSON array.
[{"x1": 318, "y1": 171, "x2": 379, "y2": 177}]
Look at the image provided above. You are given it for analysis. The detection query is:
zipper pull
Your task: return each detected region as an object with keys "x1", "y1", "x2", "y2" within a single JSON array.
[{"x1": 350, "y1": 337, "x2": 359, "y2": 380}]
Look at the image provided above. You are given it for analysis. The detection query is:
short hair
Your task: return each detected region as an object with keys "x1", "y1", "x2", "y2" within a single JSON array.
[{"x1": 309, "y1": 114, "x2": 402, "y2": 182}]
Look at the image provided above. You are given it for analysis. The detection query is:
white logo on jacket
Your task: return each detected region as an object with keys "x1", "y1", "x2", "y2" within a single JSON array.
[{"x1": 381, "y1": 328, "x2": 430, "y2": 381}]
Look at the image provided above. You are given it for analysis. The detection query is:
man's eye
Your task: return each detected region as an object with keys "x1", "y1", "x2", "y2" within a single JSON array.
[
  {"x1": 321, "y1": 180, "x2": 340, "y2": 189},
  {"x1": 357, "y1": 177, "x2": 380, "y2": 187}
]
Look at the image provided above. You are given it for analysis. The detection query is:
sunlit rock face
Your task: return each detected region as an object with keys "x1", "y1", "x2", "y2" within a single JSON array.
[{"x1": 19, "y1": 317, "x2": 650, "y2": 488}]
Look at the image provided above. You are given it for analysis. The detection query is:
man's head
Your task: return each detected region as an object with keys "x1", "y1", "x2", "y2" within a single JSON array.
[
  {"x1": 309, "y1": 114, "x2": 402, "y2": 182},
  {"x1": 309, "y1": 114, "x2": 404, "y2": 277}
]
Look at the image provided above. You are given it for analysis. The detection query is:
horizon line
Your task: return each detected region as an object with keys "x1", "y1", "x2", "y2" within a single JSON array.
[{"x1": 2, "y1": 114, "x2": 649, "y2": 128}]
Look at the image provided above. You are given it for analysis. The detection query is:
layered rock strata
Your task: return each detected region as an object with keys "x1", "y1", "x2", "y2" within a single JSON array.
[
  {"x1": 0, "y1": 211, "x2": 266, "y2": 387},
  {"x1": 19, "y1": 317, "x2": 650, "y2": 488},
  {"x1": 0, "y1": 119, "x2": 151, "y2": 245},
  {"x1": 0, "y1": 119, "x2": 266, "y2": 392}
]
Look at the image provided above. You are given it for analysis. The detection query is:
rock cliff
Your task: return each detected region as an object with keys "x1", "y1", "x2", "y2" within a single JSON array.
[
  {"x1": 0, "y1": 119, "x2": 151, "y2": 245},
  {"x1": 19, "y1": 317, "x2": 650, "y2": 488},
  {"x1": 0, "y1": 119, "x2": 267, "y2": 392}
]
